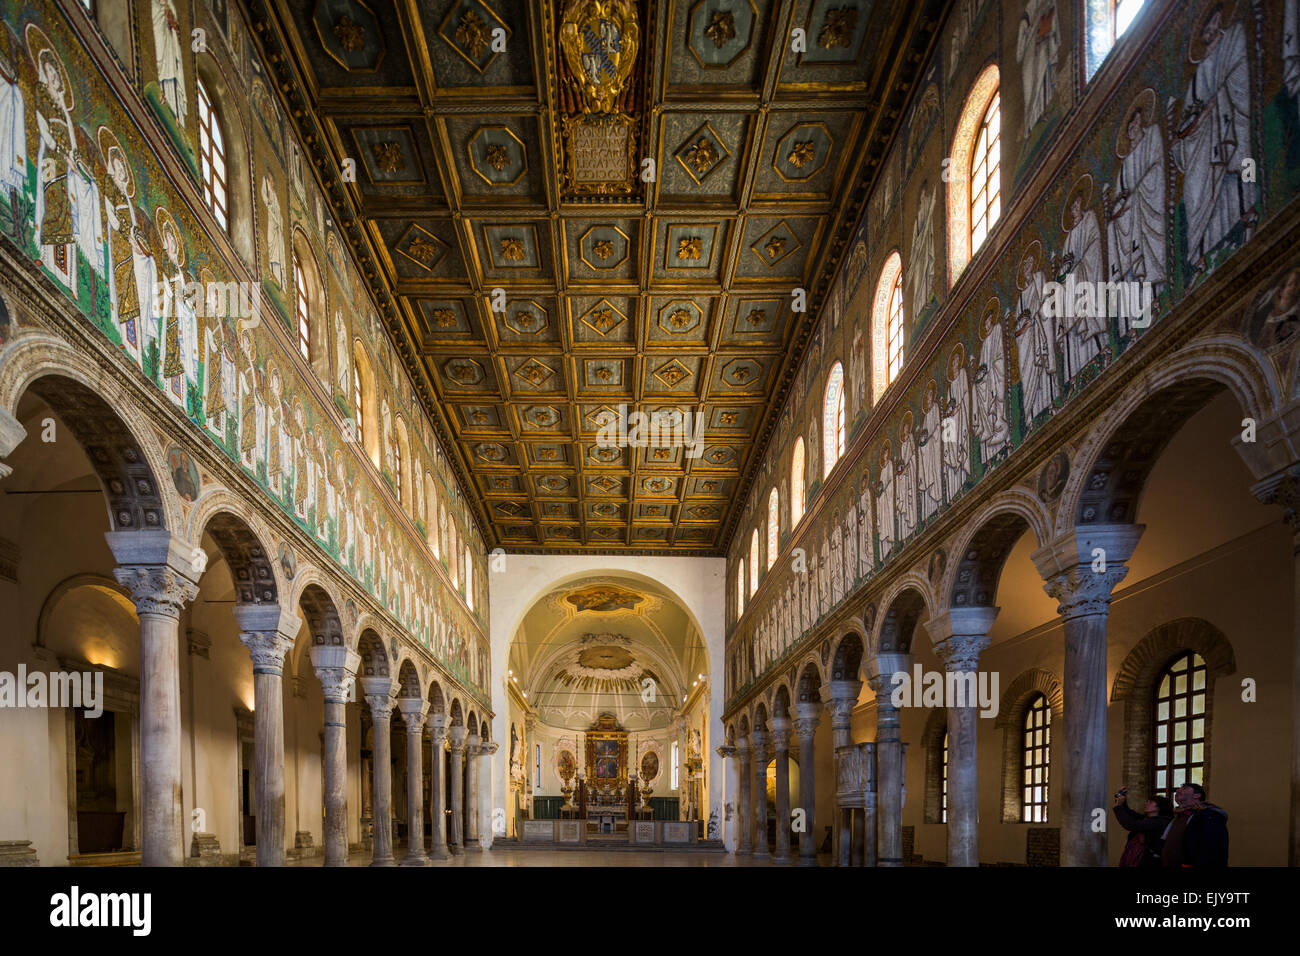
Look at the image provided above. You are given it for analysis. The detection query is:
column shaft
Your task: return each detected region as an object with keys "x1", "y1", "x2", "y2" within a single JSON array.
[
  {"x1": 751, "y1": 734, "x2": 770, "y2": 860},
  {"x1": 322, "y1": 698, "x2": 348, "y2": 865},
  {"x1": 430, "y1": 725, "x2": 448, "y2": 859},
  {"x1": 736, "y1": 744, "x2": 752, "y2": 854},
  {"x1": 795, "y1": 722, "x2": 818, "y2": 866},
  {"x1": 448, "y1": 731, "x2": 465, "y2": 853},
  {"x1": 252, "y1": 668, "x2": 287, "y2": 866},
  {"x1": 139, "y1": 610, "x2": 186, "y2": 867},
  {"x1": 772, "y1": 724, "x2": 792, "y2": 863},
  {"x1": 368, "y1": 702, "x2": 396, "y2": 866}
]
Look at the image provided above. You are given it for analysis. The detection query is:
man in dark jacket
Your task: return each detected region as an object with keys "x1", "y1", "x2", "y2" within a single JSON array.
[{"x1": 1161, "y1": 783, "x2": 1229, "y2": 867}]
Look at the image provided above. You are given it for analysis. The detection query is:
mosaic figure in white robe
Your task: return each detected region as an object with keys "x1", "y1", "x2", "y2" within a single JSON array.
[
  {"x1": 858, "y1": 478, "x2": 874, "y2": 577},
  {"x1": 918, "y1": 384, "x2": 944, "y2": 522},
  {"x1": 1057, "y1": 193, "x2": 1107, "y2": 381},
  {"x1": 261, "y1": 172, "x2": 285, "y2": 287},
  {"x1": 877, "y1": 444, "x2": 896, "y2": 557},
  {"x1": 0, "y1": 59, "x2": 25, "y2": 204},
  {"x1": 1016, "y1": 0, "x2": 1060, "y2": 136},
  {"x1": 942, "y1": 345, "x2": 972, "y2": 494},
  {"x1": 152, "y1": 0, "x2": 188, "y2": 127},
  {"x1": 973, "y1": 310, "x2": 1010, "y2": 463},
  {"x1": 897, "y1": 418, "x2": 919, "y2": 541},
  {"x1": 844, "y1": 503, "x2": 857, "y2": 591},
  {"x1": 1105, "y1": 107, "x2": 1167, "y2": 336},
  {"x1": 907, "y1": 185, "x2": 936, "y2": 319},
  {"x1": 1013, "y1": 253, "x2": 1056, "y2": 423},
  {"x1": 828, "y1": 517, "x2": 843, "y2": 606},
  {"x1": 1169, "y1": 10, "x2": 1256, "y2": 274}
]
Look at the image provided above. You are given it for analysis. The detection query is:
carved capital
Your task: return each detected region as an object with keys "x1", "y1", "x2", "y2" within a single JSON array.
[
  {"x1": 428, "y1": 714, "x2": 448, "y2": 743},
  {"x1": 1041, "y1": 565, "x2": 1130, "y2": 620},
  {"x1": 1252, "y1": 467, "x2": 1300, "y2": 537},
  {"x1": 793, "y1": 714, "x2": 820, "y2": 741},
  {"x1": 398, "y1": 697, "x2": 428, "y2": 732},
  {"x1": 749, "y1": 731, "x2": 769, "y2": 764},
  {"x1": 715, "y1": 744, "x2": 737, "y2": 760},
  {"x1": 934, "y1": 634, "x2": 991, "y2": 673},
  {"x1": 770, "y1": 718, "x2": 791, "y2": 752},
  {"x1": 310, "y1": 645, "x2": 361, "y2": 703},
  {"x1": 239, "y1": 628, "x2": 297, "y2": 676},
  {"x1": 114, "y1": 565, "x2": 199, "y2": 619},
  {"x1": 449, "y1": 725, "x2": 467, "y2": 750},
  {"x1": 480, "y1": 741, "x2": 499, "y2": 756}
]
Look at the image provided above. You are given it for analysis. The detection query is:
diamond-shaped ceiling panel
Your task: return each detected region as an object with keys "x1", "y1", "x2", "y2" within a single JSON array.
[{"x1": 254, "y1": 0, "x2": 945, "y2": 552}]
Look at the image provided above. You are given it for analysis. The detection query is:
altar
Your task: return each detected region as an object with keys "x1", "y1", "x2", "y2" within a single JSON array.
[{"x1": 575, "y1": 714, "x2": 642, "y2": 835}]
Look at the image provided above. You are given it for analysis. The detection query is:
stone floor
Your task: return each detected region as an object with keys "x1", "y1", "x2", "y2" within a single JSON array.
[{"x1": 288, "y1": 847, "x2": 818, "y2": 867}]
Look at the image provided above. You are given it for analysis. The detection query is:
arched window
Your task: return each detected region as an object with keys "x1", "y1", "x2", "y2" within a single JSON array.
[
  {"x1": 534, "y1": 743, "x2": 542, "y2": 789},
  {"x1": 196, "y1": 78, "x2": 228, "y2": 232},
  {"x1": 736, "y1": 561, "x2": 745, "y2": 616},
  {"x1": 351, "y1": 363, "x2": 364, "y2": 446},
  {"x1": 1153, "y1": 652, "x2": 1207, "y2": 798},
  {"x1": 464, "y1": 552, "x2": 474, "y2": 607},
  {"x1": 766, "y1": 488, "x2": 779, "y2": 568},
  {"x1": 946, "y1": 65, "x2": 1001, "y2": 282},
  {"x1": 1086, "y1": 0, "x2": 1146, "y2": 79},
  {"x1": 749, "y1": 530, "x2": 759, "y2": 594},
  {"x1": 790, "y1": 438, "x2": 806, "y2": 526},
  {"x1": 885, "y1": 275, "x2": 904, "y2": 386},
  {"x1": 293, "y1": 253, "x2": 310, "y2": 361},
  {"x1": 391, "y1": 428, "x2": 403, "y2": 503},
  {"x1": 1022, "y1": 693, "x2": 1051, "y2": 822},
  {"x1": 671, "y1": 741, "x2": 680, "y2": 790},
  {"x1": 941, "y1": 731, "x2": 949, "y2": 823},
  {"x1": 870, "y1": 252, "x2": 904, "y2": 404},
  {"x1": 822, "y1": 362, "x2": 845, "y2": 478},
  {"x1": 352, "y1": 341, "x2": 378, "y2": 467},
  {"x1": 969, "y1": 91, "x2": 1001, "y2": 252}
]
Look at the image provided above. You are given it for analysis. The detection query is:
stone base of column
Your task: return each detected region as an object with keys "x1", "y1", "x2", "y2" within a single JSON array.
[
  {"x1": 796, "y1": 853, "x2": 817, "y2": 867},
  {"x1": 448, "y1": 844, "x2": 463, "y2": 856},
  {"x1": 462, "y1": 843, "x2": 483, "y2": 852},
  {"x1": 773, "y1": 849, "x2": 792, "y2": 863},
  {"x1": 369, "y1": 856, "x2": 397, "y2": 867},
  {"x1": 429, "y1": 845, "x2": 450, "y2": 861},
  {"x1": 400, "y1": 851, "x2": 430, "y2": 867}
]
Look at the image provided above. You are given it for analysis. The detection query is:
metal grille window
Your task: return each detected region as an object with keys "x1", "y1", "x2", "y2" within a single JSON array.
[
  {"x1": 1153, "y1": 652, "x2": 1207, "y2": 797},
  {"x1": 1022, "y1": 693, "x2": 1051, "y2": 823}
]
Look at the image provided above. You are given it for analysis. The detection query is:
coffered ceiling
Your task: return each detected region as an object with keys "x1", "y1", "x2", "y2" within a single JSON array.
[{"x1": 253, "y1": 0, "x2": 946, "y2": 553}]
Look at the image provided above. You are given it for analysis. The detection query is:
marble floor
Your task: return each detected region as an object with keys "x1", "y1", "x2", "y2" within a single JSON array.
[{"x1": 288, "y1": 847, "x2": 815, "y2": 867}]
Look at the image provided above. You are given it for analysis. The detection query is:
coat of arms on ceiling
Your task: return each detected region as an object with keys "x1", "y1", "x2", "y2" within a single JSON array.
[
  {"x1": 557, "y1": 0, "x2": 641, "y2": 196},
  {"x1": 560, "y1": 0, "x2": 639, "y2": 114}
]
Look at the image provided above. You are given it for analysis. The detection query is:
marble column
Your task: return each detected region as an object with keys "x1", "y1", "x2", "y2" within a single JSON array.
[
  {"x1": 398, "y1": 698, "x2": 429, "y2": 866},
  {"x1": 750, "y1": 727, "x2": 770, "y2": 860},
  {"x1": 716, "y1": 744, "x2": 738, "y2": 852},
  {"x1": 428, "y1": 716, "x2": 449, "y2": 860},
  {"x1": 823, "y1": 679, "x2": 860, "y2": 867},
  {"x1": 1032, "y1": 525, "x2": 1143, "y2": 867},
  {"x1": 927, "y1": 608, "x2": 997, "y2": 867},
  {"x1": 794, "y1": 704, "x2": 820, "y2": 866},
  {"x1": 108, "y1": 532, "x2": 199, "y2": 867},
  {"x1": 861, "y1": 741, "x2": 878, "y2": 867},
  {"x1": 771, "y1": 717, "x2": 793, "y2": 863},
  {"x1": 465, "y1": 733, "x2": 481, "y2": 849},
  {"x1": 735, "y1": 737, "x2": 752, "y2": 854},
  {"x1": 1250, "y1": 467, "x2": 1300, "y2": 865},
  {"x1": 310, "y1": 644, "x2": 359, "y2": 867},
  {"x1": 234, "y1": 604, "x2": 301, "y2": 867},
  {"x1": 867, "y1": 656, "x2": 908, "y2": 867},
  {"x1": 479, "y1": 741, "x2": 499, "y2": 848},
  {"x1": 448, "y1": 725, "x2": 466, "y2": 853},
  {"x1": 362, "y1": 677, "x2": 397, "y2": 866}
]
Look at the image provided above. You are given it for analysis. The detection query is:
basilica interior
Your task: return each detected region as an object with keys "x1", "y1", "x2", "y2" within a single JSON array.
[{"x1": 0, "y1": 0, "x2": 1298, "y2": 873}]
